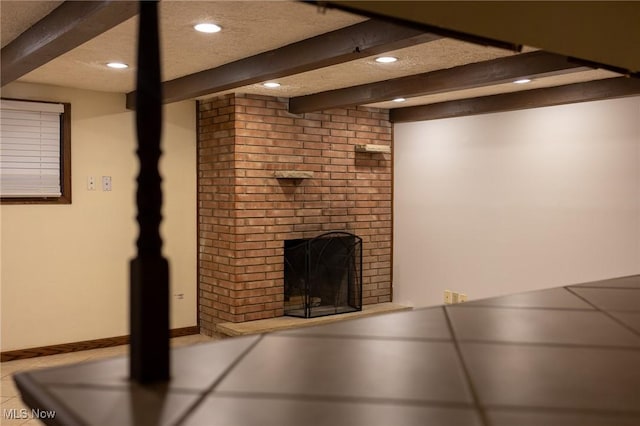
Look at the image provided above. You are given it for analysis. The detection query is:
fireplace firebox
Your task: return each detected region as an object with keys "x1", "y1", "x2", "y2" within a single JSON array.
[{"x1": 284, "y1": 231, "x2": 362, "y2": 318}]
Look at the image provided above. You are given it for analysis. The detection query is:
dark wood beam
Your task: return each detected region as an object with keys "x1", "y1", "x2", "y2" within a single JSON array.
[
  {"x1": 289, "y1": 50, "x2": 588, "y2": 113},
  {"x1": 390, "y1": 77, "x2": 640, "y2": 123},
  {"x1": 1, "y1": 1, "x2": 138, "y2": 86},
  {"x1": 305, "y1": 1, "x2": 520, "y2": 53},
  {"x1": 126, "y1": 19, "x2": 441, "y2": 109},
  {"x1": 319, "y1": 1, "x2": 640, "y2": 75}
]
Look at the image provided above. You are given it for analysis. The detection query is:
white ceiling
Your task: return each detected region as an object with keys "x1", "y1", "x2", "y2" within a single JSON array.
[{"x1": 0, "y1": 0, "x2": 622, "y2": 108}]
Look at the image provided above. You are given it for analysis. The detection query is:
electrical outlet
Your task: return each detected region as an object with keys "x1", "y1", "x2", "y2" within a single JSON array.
[
  {"x1": 445, "y1": 290, "x2": 469, "y2": 305},
  {"x1": 87, "y1": 176, "x2": 96, "y2": 190},
  {"x1": 102, "y1": 176, "x2": 112, "y2": 191}
]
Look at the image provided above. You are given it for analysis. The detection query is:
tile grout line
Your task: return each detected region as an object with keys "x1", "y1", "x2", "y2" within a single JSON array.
[
  {"x1": 484, "y1": 403, "x2": 640, "y2": 417},
  {"x1": 442, "y1": 306, "x2": 491, "y2": 426},
  {"x1": 452, "y1": 305, "x2": 597, "y2": 311},
  {"x1": 564, "y1": 275, "x2": 640, "y2": 287},
  {"x1": 276, "y1": 331, "x2": 640, "y2": 351},
  {"x1": 569, "y1": 285, "x2": 640, "y2": 290},
  {"x1": 173, "y1": 335, "x2": 265, "y2": 426},
  {"x1": 212, "y1": 389, "x2": 478, "y2": 409},
  {"x1": 453, "y1": 338, "x2": 640, "y2": 351},
  {"x1": 564, "y1": 286, "x2": 640, "y2": 339},
  {"x1": 274, "y1": 332, "x2": 453, "y2": 342}
]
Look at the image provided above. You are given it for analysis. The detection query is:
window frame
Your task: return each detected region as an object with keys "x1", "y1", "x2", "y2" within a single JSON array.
[{"x1": 0, "y1": 98, "x2": 71, "y2": 205}]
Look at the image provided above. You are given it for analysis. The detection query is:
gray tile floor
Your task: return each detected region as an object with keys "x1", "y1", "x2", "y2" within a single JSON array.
[{"x1": 8, "y1": 275, "x2": 640, "y2": 425}]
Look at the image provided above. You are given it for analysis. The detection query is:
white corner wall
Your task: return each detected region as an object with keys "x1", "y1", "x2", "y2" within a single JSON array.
[
  {"x1": 0, "y1": 82, "x2": 197, "y2": 351},
  {"x1": 393, "y1": 96, "x2": 640, "y2": 307}
]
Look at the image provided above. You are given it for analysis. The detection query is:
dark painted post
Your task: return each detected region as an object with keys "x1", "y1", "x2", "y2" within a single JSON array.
[{"x1": 130, "y1": 0, "x2": 170, "y2": 383}]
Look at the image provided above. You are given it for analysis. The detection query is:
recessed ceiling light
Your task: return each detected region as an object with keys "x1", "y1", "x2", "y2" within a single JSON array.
[
  {"x1": 375, "y1": 56, "x2": 398, "y2": 64},
  {"x1": 392, "y1": 98, "x2": 406, "y2": 102},
  {"x1": 106, "y1": 62, "x2": 128, "y2": 69},
  {"x1": 194, "y1": 23, "x2": 221, "y2": 33},
  {"x1": 263, "y1": 82, "x2": 281, "y2": 88},
  {"x1": 514, "y1": 78, "x2": 532, "y2": 84}
]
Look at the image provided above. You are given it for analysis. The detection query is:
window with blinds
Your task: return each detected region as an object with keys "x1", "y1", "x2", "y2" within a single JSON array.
[{"x1": 1, "y1": 99, "x2": 70, "y2": 202}]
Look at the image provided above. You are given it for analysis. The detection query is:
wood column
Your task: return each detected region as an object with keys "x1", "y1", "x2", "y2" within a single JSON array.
[{"x1": 129, "y1": 0, "x2": 170, "y2": 383}]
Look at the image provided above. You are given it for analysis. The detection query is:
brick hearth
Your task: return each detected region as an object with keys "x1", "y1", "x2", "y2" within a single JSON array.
[{"x1": 197, "y1": 93, "x2": 392, "y2": 334}]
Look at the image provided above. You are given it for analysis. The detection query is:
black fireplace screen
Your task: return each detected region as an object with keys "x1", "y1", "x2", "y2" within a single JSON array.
[{"x1": 284, "y1": 231, "x2": 362, "y2": 318}]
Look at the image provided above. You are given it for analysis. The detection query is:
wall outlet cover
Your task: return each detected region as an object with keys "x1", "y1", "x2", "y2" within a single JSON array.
[{"x1": 102, "y1": 176, "x2": 112, "y2": 191}]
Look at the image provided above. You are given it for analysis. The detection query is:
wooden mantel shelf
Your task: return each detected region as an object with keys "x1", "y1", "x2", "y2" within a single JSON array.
[
  {"x1": 274, "y1": 170, "x2": 314, "y2": 179},
  {"x1": 355, "y1": 144, "x2": 391, "y2": 153}
]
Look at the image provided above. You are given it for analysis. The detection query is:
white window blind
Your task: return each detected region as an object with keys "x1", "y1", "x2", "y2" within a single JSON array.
[{"x1": 0, "y1": 99, "x2": 64, "y2": 197}]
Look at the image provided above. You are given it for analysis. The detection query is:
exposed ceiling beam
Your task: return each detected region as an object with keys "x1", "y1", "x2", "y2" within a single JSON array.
[
  {"x1": 126, "y1": 19, "x2": 441, "y2": 109},
  {"x1": 320, "y1": 1, "x2": 640, "y2": 76},
  {"x1": 1, "y1": 1, "x2": 138, "y2": 87},
  {"x1": 289, "y1": 51, "x2": 589, "y2": 113},
  {"x1": 305, "y1": 1, "x2": 520, "y2": 53},
  {"x1": 390, "y1": 77, "x2": 640, "y2": 123}
]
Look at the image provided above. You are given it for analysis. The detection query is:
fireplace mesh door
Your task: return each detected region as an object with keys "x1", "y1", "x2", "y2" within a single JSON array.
[{"x1": 284, "y1": 231, "x2": 362, "y2": 318}]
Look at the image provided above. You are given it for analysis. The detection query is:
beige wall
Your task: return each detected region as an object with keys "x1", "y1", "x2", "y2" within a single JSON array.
[
  {"x1": 393, "y1": 96, "x2": 640, "y2": 307},
  {"x1": 0, "y1": 82, "x2": 197, "y2": 351}
]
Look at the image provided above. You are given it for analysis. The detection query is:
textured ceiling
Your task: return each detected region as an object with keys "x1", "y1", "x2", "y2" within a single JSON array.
[
  {"x1": 0, "y1": 0, "x2": 624, "y2": 108},
  {"x1": 14, "y1": 1, "x2": 366, "y2": 93},
  {"x1": 0, "y1": 0, "x2": 63, "y2": 48},
  {"x1": 216, "y1": 38, "x2": 521, "y2": 100}
]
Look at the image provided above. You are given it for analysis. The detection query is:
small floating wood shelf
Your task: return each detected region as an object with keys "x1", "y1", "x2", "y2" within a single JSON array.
[
  {"x1": 355, "y1": 144, "x2": 391, "y2": 154},
  {"x1": 274, "y1": 170, "x2": 314, "y2": 179}
]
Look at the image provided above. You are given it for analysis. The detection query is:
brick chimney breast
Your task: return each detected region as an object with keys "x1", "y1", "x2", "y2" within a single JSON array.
[{"x1": 197, "y1": 93, "x2": 392, "y2": 334}]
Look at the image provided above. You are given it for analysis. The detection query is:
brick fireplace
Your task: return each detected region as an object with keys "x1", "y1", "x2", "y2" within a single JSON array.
[{"x1": 197, "y1": 93, "x2": 392, "y2": 335}]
